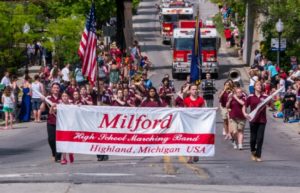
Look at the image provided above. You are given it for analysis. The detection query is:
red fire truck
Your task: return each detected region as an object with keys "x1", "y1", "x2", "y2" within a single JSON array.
[
  {"x1": 160, "y1": 2, "x2": 193, "y2": 44},
  {"x1": 171, "y1": 21, "x2": 220, "y2": 79}
]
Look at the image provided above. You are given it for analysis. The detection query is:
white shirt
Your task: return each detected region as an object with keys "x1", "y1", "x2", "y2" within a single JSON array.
[
  {"x1": 61, "y1": 67, "x2": 70, "y2": 82},
  {"x1": 2, "y1": 94, "x2": 14, "y2": 108},
  {"x1": 31, "y1": 82, "x2": 42, "y2": 99},
  {"x1": 279, "y1": 79, "x2": 286, "y2": 92},
  {"x1": 1, "y1": 76, "x2": 11, "y2": 86},
  {"x1": 249, "y1": 76, "x2": 258, "y2": 86}
]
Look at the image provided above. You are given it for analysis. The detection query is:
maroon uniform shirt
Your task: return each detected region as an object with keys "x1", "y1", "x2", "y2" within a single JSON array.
[
  {"x1": 219, "y1": 91, "x2": 231, "y2": 108},
  {"x1": 81, "y1": 94, "x2": 93, "y2": 105},
  {"x1": 246, "y1": 94, "x2": 268, "y2": 123},
  {"x1": 175, "y1": 96, "x2": 184, "y2": 107},
  {"x1": 46, "y1": 95, "x2": 60, "y2": 125},
  {"x1": 228, "y1": 96, "x2": 246, "y2": 120},
  {"x1": 141, "y1": 99, "x2": 164, "y2": 107}
]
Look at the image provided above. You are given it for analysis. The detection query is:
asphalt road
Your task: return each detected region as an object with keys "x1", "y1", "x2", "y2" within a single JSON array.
[{"x1": 0, "y1": 0, "x2": 299, "y2": 190}]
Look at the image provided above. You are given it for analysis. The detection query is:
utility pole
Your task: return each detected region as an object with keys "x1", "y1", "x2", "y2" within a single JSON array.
[
  {"x1": 123, "y1": 0, "x2": 133, "y2": 54},
  {"x1": 243, "y1": 0, "x2": 255, "y2": 66},
  {"x1": 116, "y1": 0, "x2": 125, "y2": 51}
]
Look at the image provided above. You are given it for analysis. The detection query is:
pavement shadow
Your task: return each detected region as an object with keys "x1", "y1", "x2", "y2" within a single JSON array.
[
  {"x1": 0, "y1": 148, "x2": 32, "y2": 156},
  {"x1": 138, "y1": 5, "x2": 156, "y2": 9},
  {"x1": 133, "y1": 18, "x2": 158, "y2": 23},
  {"x1": 142, "y1": 44, "x2": 171, "y2": 52},
  {"x1": 134, "y1": 26, "x2": 160, "y2": 33},
  {"x1": 137, "y1": 11, "x2": 159, "y2": 15}
]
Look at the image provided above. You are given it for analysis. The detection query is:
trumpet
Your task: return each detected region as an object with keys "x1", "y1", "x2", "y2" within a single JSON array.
[{"x1": 133, "y1": 74, "x2": 142, "y2": 83}]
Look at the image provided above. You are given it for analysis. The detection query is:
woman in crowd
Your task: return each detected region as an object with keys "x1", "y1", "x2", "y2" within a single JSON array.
[
  {"x1": 10, "y1": 75, "x2": 20, "y2": 120},
  {"x1": 19, "y1": 75, "x2": 32, "y2": 122},
  {"x1": 31, "y1": 74, "x2": 45, "y2": 123},
  {"x1": 243, "y1": 81, "x2": 268, "y2": 162}
]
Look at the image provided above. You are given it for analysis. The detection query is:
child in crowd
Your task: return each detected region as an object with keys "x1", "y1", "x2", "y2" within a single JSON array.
[{"x1": 1, "y1": 86, "x2": 15, "y2": 129}]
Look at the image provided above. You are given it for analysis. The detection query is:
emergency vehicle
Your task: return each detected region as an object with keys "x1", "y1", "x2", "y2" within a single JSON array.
[
  {"x1": 160, "y1": 1, "x2": 193, "y2": 43},
  {"x1": 171, "y1": 21, "x2": 220, "y2": 79}
]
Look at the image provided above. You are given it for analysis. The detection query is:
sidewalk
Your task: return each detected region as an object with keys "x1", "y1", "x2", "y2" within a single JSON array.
[{"x1": 0, "y1": 183, "x2": 299, "y2": 193}]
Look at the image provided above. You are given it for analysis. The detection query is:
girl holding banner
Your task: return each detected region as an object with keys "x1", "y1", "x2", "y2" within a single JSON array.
[{"x1": 243, "y1": 81, "x2": 269, "y2": 162}]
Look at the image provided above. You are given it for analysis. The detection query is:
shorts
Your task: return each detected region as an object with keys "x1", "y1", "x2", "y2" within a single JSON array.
[
  {"x1": 220, "y1": 106, "x2": 228, "y2": 120},
  {"x1": 229, "y1": 119, "x2": 246, "y2": 133},
  {"x1": 3, "y1": 106, "x2": 13, "y2": 113},
  {"x1": 32, "y1": 98, "x2": 42, "y2": 110}
]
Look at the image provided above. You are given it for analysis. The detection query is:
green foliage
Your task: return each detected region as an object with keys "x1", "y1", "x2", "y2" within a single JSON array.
[
  {"x1": 0, "y1": 0, "x2": 140, "y2": 72},
  {"x1": 211, "y1": 0, "x2": 300, "y2": 62},
  {"x1": 44, "y1": 15, "x2": 84, "y2": 66},
  {"x1": 0, "y1": 2, "x2": 44, "y2": 72}
]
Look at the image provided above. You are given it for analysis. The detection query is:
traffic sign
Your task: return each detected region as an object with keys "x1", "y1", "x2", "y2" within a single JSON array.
[{"x1": 271, "y1": 38, "x2": 286, "y2": 51}]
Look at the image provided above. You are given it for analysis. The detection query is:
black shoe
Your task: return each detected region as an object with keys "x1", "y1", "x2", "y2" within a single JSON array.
[
  {"x1": 103, "y1": 155, "x2": 109, "y2": 161},
  {"x1": 97, "y1": 155, "x2": 104, "y2": 161}
]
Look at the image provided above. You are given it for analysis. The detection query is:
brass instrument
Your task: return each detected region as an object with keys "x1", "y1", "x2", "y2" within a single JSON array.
[{"x1": 228, "y1": 69, "x2": 241, "y2": 83}]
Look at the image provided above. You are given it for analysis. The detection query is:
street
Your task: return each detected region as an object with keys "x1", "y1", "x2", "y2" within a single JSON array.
[{"x1": 0, "y1": 0, "x2": 300, "y2": 192}]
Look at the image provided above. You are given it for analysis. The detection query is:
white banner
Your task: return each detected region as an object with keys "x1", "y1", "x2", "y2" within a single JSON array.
[{"x1": 56, "y1": 105, "x2": 216, "y2": 156}]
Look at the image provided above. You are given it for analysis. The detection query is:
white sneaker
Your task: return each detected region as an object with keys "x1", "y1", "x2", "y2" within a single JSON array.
[
  {"x1": 222, "y1": 128, "x2": 226, "y2": 136},
  {"x1": 238, "y1": 144, "x2": 243, "y2": 150},
  {"x1": 232, "y1": 140, "x2": 237, "y2": 149}
]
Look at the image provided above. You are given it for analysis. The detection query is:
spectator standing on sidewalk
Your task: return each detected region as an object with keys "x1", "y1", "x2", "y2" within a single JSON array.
[
  {"x1": 61, "y1": 63, "x2": 71, "y2": 86},
  {"x1": 31, "y1": 75, "x2": 45, "y2": 123},
  {"x1": 1, "y1": 71, "x2": 11, "y2": 87},
  {"x1": 243, "y1": 81, "x2": 268, "y2": 162},
  {"x1": 1, "y1": 86, "x2": 15, "y2": 129},
  {"x1": 19, "y1": 75, "x2": 32, "y2": 122},
  {"x1": 224, "y1": 26, "x2": 232, "y2": 48}
]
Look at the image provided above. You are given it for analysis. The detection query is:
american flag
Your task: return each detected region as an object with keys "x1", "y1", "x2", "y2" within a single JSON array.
[{"x1": 78, "y1": 3, "x2": 97, "y2": 84}]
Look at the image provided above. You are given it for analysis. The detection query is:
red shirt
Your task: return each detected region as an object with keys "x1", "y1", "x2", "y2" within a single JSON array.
[
  {"x1": 224, "y1": 29, "x2": 232, "y2": 39},
  {"x1": 46, "y1": 95, "x2": 60, "y2": 125},
  {"x1": 246, "y1": 94, "x2": 268, "y2": 123},
  {"x1": 228, "y1": 96, "x2": 246, "y2": 120},
  {"x1": 183, "y1": 96, "x2": 205, "y2": 107}
]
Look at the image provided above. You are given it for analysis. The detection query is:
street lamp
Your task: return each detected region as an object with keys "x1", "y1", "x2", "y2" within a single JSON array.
[{"x1": 275, "y1": 19, "x2": 284, "y2": 67}]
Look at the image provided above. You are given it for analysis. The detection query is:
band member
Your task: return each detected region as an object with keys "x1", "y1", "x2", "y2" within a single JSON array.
[
  {"x1": 59, "y1": 92, "x2": 74, "y2": 165},
  {"x1": 141, "y1": 87, "x2": 165, "y2": 107},
  {"x1": 159, "y1": 77, "x2": 175, "y2": 107},
  {"x1": 243, "y1": 81, "x2": 268, "y2": 162},
  {"x1": 46, "y1": 83, "x2": 61, "y2": 162},
  {"x1": 226, "y1": 87, "x2": 246, "y2": 150},
  {"x1": 219, "y1": 80, "x2": 234, "y2": 139},
  {"x1": 183, "y1": 84, "x2": 205, "y2": 163}
]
